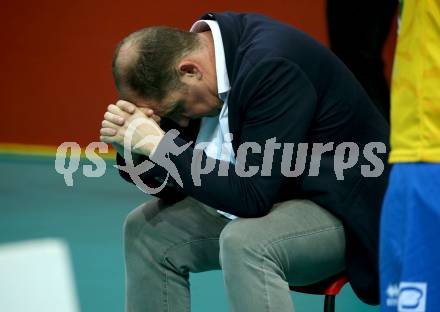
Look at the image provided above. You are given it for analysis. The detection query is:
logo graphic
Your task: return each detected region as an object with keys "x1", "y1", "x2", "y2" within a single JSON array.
[
  {"x1": 55, "y1": 119, "x2": 387, "y2": 188},
  {"x1": 386, "y1": 284, "x2": 400, "y2": 307},
  {"x1": 115, "y1": 118, "x2": 191, "y2": 194},
  {"x1": 398, "y1": 282, "x2": 427, "y2": 312}
]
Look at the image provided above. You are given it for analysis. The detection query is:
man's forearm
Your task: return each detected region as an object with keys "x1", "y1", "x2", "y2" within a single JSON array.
[{"x1": 115, "y1": 150, "x2": 187, "y2": 202}]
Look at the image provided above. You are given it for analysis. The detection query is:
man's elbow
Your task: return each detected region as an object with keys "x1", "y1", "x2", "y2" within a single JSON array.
[{"x1": 118, "y1": 168, "x2": 135, "y2": 184}]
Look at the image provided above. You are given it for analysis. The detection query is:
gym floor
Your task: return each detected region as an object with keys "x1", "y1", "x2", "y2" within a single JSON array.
[{"x1": 0, "y1": 153, "x2": 378, "y2": 312}]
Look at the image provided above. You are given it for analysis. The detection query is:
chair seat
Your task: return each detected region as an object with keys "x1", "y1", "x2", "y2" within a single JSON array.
[{"x1": 289, "y1": 272, "x2": 348, "y2": 296}]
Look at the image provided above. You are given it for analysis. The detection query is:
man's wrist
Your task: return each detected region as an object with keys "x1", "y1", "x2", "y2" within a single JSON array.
[
  {"x1": 114, "y1": 143, "x2": 144, "y2": 165},
  {"x1": 146, "y1": 132, "x2": 165, "y2": 157}
]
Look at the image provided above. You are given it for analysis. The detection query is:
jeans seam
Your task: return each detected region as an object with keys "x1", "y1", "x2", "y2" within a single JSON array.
[
  {"x1": 263, "y1": 255, "x2": 271, "y2": 312},
  {"x1": 160, "y1": 237, "x2": 221, "y2": 263},
  {"x1": 160, "y1": 237, "x2": 220, "y2": 312},
  {"x1": 163, "y1": 267, "x2": 168, "y2": 312},
  {"x1": 262, "y1": 225, "x2": 344, "y2": 249}
]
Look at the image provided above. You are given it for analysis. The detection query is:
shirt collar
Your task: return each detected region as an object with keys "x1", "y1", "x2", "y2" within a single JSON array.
[{"x1": 190, "y1": 20, "x2": 231, "y2": 96}]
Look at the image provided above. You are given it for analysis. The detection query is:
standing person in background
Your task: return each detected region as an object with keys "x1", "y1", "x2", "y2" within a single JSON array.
[
  {"x1": 380, "y1": 1, "x2": 440, "y2": 311},
  {"x1": 327, "y1": 0, "x2": 398, "y2": 122}
]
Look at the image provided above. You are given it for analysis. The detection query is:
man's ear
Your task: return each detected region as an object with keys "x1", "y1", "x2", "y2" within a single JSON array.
[{"x1": 178, "y1": 61, "x2": 202, "y2": 80}]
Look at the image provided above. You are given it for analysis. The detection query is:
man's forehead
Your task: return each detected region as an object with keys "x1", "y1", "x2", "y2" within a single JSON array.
[
  {"x1": 118, "y1": 79, "x2": 179, "y2": 117},
  {"x1": 135, "y1": 99, "x2": 160, "y2": 110},
  {"x1": 119, "y1": 86, "x2": 158, "y2": 110},
  {"x1": 125, "y1": 94, "x2": 171, "y2": 116}
]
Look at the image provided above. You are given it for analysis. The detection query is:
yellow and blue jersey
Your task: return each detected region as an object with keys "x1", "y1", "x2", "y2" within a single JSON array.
[{"x1": 389, "y1": 0, "x2": 440, "y2": 163}]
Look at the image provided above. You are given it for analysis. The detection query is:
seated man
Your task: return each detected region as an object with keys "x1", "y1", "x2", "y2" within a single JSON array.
[{"x1": 100, "y1": 12, "x2": 390, "y2": 312}]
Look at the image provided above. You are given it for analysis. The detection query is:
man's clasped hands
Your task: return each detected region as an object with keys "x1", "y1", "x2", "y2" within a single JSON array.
[{"x1": 99, "y1": 100, "x2": 164, "y2": 157}]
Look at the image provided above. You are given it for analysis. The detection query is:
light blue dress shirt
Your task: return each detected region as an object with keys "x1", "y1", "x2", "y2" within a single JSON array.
[{"x1": 190, "y1": 20, "x2": 237, "y2": 219}]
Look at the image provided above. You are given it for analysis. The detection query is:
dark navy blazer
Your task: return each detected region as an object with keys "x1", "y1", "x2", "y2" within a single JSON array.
[{"x1": 117, "y1": 12, "x2": 390, "y2": 305}]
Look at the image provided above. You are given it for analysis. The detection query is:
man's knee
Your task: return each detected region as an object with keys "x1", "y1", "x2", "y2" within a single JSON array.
[
  {"x1": 219, "y1": 220, "x2": 263, "y2": 263},
  {"x1": 123, "y1": 198, "x2": 161, "y2": 247}
]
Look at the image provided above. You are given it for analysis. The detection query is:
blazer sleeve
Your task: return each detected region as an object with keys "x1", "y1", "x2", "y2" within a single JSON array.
[
  {"x1": 151, "y1": 58, "x2": 318, "y2": 217},
  {"x1": 115, "y1": 152, "x2": 187, "y2": 202},
  {"x1": 114, "y1": 118, "x2": 195, "y2": 202}
]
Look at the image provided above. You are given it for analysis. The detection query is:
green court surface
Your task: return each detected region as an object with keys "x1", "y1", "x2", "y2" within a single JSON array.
[{"x1": 0, "y1": 154, "x2": 379, "y2": 312}]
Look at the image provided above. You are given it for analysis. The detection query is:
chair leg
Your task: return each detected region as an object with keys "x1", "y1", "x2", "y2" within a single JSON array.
[{"x1": 324, "y1": 295, "x2": 335, "y2": 312}]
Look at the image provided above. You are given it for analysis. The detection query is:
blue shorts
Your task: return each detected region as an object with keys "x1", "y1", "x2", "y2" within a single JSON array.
[{"x1": 380, "y1": 163, "x2": 440, "y2": 312}]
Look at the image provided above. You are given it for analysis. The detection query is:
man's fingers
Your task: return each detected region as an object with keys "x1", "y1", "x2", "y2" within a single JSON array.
[
  {"x1": 116, "y1": 100, "x2": 136, "y2": 114},
  {"x1": 100, "y1": 135, "x2": 114, "y2": 144},
  {"x1": 107, "y1": 104, "x2": 126, "y2": 117},
  {"x1": 104, "y1": 112, "x2": 124, "y2": 126},
  {"x1": 101, "y1": 120, "x2": 119, "y2": 129},
  {"x1": 139, "y1": 107, "x2": 155, "y2": 117},
  {"x1": 100, "y1": 127, "x2": 117, "y2": 136}
]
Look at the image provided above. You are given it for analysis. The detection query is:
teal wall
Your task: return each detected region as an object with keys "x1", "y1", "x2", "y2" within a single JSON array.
[{"x1": 0, "y1": 155, "x2": 378, "y2": 312}]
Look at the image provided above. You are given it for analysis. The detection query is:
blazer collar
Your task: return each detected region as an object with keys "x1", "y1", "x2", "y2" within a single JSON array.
[{"x1": 199, "y1": 12, "x2": 243, "y2": 86}]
